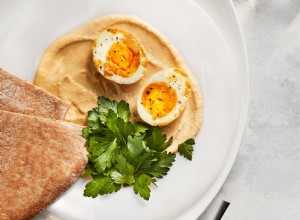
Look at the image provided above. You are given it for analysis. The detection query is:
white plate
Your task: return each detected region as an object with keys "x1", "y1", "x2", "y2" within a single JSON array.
[{"x1": 0, "y1": 0, "x2": 248, "y2": 219}]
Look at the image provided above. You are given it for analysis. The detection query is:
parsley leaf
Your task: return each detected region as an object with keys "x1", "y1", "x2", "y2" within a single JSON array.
[
  {"x1": 88, "y1": 136, "x2": 115, "y2": 157},
  {"x1": 111, "y1": 155, "x2": 135, "y2": 185},
  {"x1": 178, "y1": 138, "x2": 195, "y2": 161},
  {"x1": 140, "y1": 151, "x2": 176, "y2": 178},
  {"x1": 133, "y1": 174, "x2": 155, "y2": 200},
  {"x1": 117, "y1": 100, "x2": 130, "y2": 122},
  {"x1": 134, "y1": 122, "x2": 149, "y2": 135},
  {"x1": 93, "y1": 139, "x2": 118, "y2": 172},
  {"x1": 87, "y1": 109, "x2": 102, "y2": 131},
  {"x1": 97, "y1": 97, "x2": 130, "y2": 122},
  {"x1": 84, "y1": 161, "x2": 98, "y2": 176},
  {"x1": 115, "y1": 155, "x2": 135, "y2": 177},
  {"x1": 111, "y1": 171, "x2": 135, "y2": 185},
  {"x1": 106, "y1": 110, "x2": 135, "y2": 142},
  {"x1": 84, "y1": 175, "x2": 120, "y2": 198},
  {"x1": 144, "y1": 126, "x2": 167, "y2": 152},
  {"x1": 126, "y1": 135, "x2": 146, "y2": 158},
  {"x1": 97, "y1": 96, "x2": 118, "y2": 114},
  {"x1": 164, "y1": 136, "x2": 173, "y2": 149},
  {"x1": 82, "y1": 127, "x2": 90, "y2": 139}
]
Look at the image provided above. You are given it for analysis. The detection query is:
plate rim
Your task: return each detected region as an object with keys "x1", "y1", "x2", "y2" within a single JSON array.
[{"x1": 177, "y1": 0, "x2": 249, "y2": 219}]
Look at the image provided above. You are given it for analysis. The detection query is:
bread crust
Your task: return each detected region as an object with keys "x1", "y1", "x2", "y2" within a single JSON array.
[
  {"x1": 0, "y1": 69, "x2": 68, "y2": 120},
  {"x1": 0, "y1": 110, "x2": 88, "y2": 220}
]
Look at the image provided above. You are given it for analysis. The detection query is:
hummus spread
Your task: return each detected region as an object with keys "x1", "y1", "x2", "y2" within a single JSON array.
[{"x1": 34, "y1": 14, "x2": 203, "y2": 152}]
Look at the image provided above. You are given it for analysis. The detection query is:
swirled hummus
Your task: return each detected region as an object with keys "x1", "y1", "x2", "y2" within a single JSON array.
[{"x1": 34, "y1": 14, "x2": 203, "y2": 152}]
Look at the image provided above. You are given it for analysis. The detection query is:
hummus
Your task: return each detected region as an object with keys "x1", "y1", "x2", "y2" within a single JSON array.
[{"x1": 34, "y1": 14, "x2": 203, "y2": 152}]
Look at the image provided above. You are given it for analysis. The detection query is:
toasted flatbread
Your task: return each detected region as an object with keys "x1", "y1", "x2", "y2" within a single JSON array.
[
  {"x1": 0, "y1": 69, "x2": 68, "y2": 120},
  {"x1": 0, "y1": 110, "x2": 88, "y2": 220}
]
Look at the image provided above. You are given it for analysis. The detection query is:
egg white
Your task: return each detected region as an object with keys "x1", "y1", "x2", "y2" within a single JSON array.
[
  {"x1": 93, "y1": 29, "x2": 147, "y2": 84},
  {"x1": 137, "y1": 68, "x2": 191, "y2": 126}
]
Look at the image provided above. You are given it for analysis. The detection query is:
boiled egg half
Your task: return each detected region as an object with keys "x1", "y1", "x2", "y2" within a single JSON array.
[
  {"x1": 93, "y1": 29, "x2": 147, "y2": 84},
  {"x1": 137, "y1": 68, "x2": 191, "y2": 126}
]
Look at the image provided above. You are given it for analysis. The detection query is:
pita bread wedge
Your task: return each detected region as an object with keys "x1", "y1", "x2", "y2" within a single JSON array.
[
  {"x1": 0, "y1": 110, "x2": 88, "y2": 220},
  {"x1": 0, "y1": 69, "x2": 68, "y2": 120}
]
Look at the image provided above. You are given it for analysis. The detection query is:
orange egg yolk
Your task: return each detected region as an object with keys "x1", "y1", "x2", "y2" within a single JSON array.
[
  {"x1": 105, "y1": 35, "x2": 142, "y2": 78},
  {"x1": 141, "y1": 82, "x2": 178, "y2": 119}
]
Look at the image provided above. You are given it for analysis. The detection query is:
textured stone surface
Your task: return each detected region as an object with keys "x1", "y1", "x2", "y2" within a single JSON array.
[{"x1": 199, "y1": 0, "x2": 300, "y2": 219}]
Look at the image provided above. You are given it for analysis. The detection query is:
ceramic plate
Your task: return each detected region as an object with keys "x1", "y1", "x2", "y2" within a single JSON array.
[{"x1": 0, "y1": 0, "x2": 248, "y2": 219}]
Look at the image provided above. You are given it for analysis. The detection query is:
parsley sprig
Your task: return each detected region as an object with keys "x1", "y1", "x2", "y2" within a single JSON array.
[{"x1": 82, "y1": 96, "x2": 195, "y2": 200}]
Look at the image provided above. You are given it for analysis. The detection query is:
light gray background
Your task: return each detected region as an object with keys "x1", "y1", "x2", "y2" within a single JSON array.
[
  {"x1": 0, "y1": 0, "x2": 299, "y2": 219},
  {"x1": 200, "y1": 0, "x2": 300, "y2": 219}
]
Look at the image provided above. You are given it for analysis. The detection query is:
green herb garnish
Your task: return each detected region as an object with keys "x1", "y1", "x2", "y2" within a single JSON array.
[
  {"x1": 178, "y1": 139, "x2": 195, "y2": 161},
  {"x1": 82, "y1": 96, "x2": 195, "y2": 200}
]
